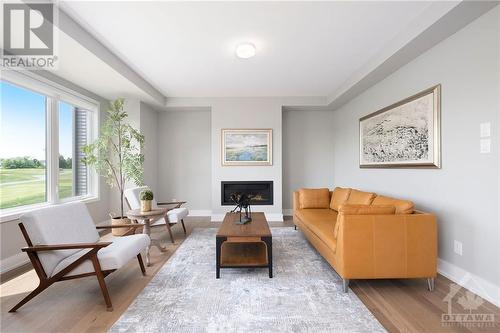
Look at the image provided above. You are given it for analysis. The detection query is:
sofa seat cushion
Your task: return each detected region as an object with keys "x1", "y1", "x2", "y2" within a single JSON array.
[
  {"x1": 330, "y1": 187, "x2": 351, "y2": 211},
  {"x1": 299, "y1": 188, "x2": 331, "y2": 209},
  {"x1": 372, "y1": 195, "x2": 414, "y2": 214},
  {"x1": 295, "y1": 209, "x2": 338, "y2": 252},
  {"x1": 308, "y1": 220, "x2": 338, "y2": 252},
  {"x1": 295, "y1": 209, "x2": 338, "y2": 225},
  {"x1": 347, "y1": 189, "x2": 376, "y2": 205},
  {"x1": 302, "y1": 218, "x2": 338, "y2": 253},
  {"x1": 51, "y1": 234, "x2": 150, "y2": 277}
]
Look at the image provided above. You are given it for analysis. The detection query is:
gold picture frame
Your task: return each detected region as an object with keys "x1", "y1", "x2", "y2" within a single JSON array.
[
  {"x1": 359, "y1": 85, "x2": 441, "y2": 168},
  {"x1": 221, "y1": 129, "x2": 273, "y2": 166}
]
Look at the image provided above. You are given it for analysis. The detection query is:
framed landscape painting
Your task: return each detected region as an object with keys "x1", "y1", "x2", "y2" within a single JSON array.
[
  {"x1": 359, "y1": 85, "x2": 441, "y2": 168},
  {"x1": 222, "y1": 129, "x2": 272, "y2": 166}
]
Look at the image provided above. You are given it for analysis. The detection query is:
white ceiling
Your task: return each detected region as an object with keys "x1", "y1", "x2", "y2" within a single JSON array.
[
  {"x1": 55, "y1": 29, "x2": 157, "y2": 103},
  {"x1": 61, "y1": 1, "x2": 434, "y2": 98}
]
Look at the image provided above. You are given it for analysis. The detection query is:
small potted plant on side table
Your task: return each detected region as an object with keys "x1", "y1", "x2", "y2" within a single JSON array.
[{"x1": 140, "y1": 189, "x2": 154, "y2": 212}]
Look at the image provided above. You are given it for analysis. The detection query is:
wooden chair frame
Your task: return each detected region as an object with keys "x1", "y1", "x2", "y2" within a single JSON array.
[
  {"x1": 9, "y1": 222, "x2": 147, "y2": 313},
  {"x1": 124, "y1": 198, "x2": 188, "y2": 243}
]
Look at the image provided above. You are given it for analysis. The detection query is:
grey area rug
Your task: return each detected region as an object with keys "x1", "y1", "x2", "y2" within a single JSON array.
[{"x1": 110, "y1": 228, "x2": 386, "y2": 333}]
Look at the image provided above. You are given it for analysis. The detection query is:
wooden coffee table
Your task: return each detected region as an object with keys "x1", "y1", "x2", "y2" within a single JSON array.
[{"x1": 216, "y1": 212, "x2": 273, "y2": 278}]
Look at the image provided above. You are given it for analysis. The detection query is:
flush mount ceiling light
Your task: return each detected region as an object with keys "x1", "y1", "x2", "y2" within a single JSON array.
[{"x1": 235, "y1": 43, "x2": 256, "y2": 59}]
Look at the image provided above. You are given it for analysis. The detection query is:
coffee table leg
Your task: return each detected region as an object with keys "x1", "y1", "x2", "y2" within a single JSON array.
[
  {"x1": 216, "y1": 236, "x2": 225, "y2": 279},
  {"x1": 262, "y1": 236, "x2": 273, "y2": 278}
]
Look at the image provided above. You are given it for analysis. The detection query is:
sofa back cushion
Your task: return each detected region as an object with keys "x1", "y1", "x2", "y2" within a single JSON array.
[
  {"x1": 329, "y1": 187, "x2": 351, "y2": 211},
  {"x1": 372, "y1": 195, "x2": 414, "y2": 214},
  {"x1": 299, "y1": 188, "x2": 331, "y2": 209},
  {"x1": 346, "y1": 189, "x2": 376, "y2": 205},
  {"x1": 338, "y1": 204, "x2": 396, "y2": 215},
  {"x1": 334, "y1": 204, "x2": 396, "y2": 238}
]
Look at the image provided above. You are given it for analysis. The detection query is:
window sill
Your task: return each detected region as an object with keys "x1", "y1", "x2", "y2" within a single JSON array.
[{"x1": 0, "y1": 196, "x2": 99, "y2": 224}]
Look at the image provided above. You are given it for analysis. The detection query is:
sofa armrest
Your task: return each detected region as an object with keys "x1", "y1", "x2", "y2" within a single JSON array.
[{"x1": 335, "y1": 212, "x2": 437, "y2": 279}]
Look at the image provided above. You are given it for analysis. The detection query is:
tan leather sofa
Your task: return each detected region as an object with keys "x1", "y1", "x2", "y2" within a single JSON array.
[{"x1": 293, "y1": 187, "x2": 437, "y2": 292}]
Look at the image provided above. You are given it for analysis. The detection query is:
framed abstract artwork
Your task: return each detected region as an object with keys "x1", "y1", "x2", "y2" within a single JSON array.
[
  {"x1": 359, "y1": 85, "x2": 441, "y2": 168},
  {"x1": 221, "y1": 129, "x2": 272, "y2": 166}
]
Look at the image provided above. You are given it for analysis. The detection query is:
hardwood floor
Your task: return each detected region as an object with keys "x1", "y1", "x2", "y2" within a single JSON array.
[
  {"x1": 351, "y1": 277, "x2": 500, "y2": 333},
  {"x1": 1, "y1": 217, "x2": 498, "y2": 332}
]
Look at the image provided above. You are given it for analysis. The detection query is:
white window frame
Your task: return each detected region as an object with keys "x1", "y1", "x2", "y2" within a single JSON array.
[{"x1": 0, "y1": 70, "x2": 100, "y2": 222}]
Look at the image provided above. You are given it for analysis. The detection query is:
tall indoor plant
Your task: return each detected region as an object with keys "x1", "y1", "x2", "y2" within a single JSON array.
[{"x1": 82, "y1": 98, "x2": 144, "y2": 232}]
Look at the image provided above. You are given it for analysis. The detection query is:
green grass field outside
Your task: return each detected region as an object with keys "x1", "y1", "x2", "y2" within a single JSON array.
[{"x1": 0, "y1": 168, "x2": 73, "y2": 209}]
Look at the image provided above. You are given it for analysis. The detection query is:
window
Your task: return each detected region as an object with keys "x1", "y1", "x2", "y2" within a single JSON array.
[
  {"x1": 0, "y1": 72, "x2": 98, "y2": 215},
  {"x1": 0, "y1": 82, "x2": 47, "y2": 209}
]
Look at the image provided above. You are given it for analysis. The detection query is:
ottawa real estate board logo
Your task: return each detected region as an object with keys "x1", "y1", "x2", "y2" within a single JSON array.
[
  {"x1": 2, "y1": 1, "x2": 58, "y2": 70},
  {"x1": 442, "y1": 274, "x2": 496, "y2": 328}
]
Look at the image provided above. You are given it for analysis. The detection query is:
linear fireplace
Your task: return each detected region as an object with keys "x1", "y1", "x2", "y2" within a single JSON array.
[{"x1": 221, "y1": 181, "x2": 273, "y2": 206}]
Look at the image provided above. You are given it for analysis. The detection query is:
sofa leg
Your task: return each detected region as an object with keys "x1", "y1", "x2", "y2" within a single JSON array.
[
  {"x1": 427, "y1": 277, "x2": 435, "y2": 292},
  {"x1": 342, "y1": 279, "x2": 350, "y2": 293}
]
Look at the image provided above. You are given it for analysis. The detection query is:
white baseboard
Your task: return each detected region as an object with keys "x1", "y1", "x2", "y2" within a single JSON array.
[
  {"x1": 0, "y1": 252, "x2": 29, "y2": 274},
  {"x1": 282, "y1": 209, "x2": 293, "y2": 216},
  {"x1": 438, "y1": 258, "x2": 500, "y2": 308},
  {"x1": 265, "y1": 213, "x2": 284, "y2": 222},
  {"x1": 188, "y1": 210, "x2": 212, "y2": 217},
  {"x1": 211, "y1": 213, "x2": 225, "y2": 222}
]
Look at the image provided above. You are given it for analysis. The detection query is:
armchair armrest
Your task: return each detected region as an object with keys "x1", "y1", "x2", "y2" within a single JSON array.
[
  {"x1": 22, "y1": 242, "x2": 112, "y2": 252},
  {"x1": 157, "y1": 201, "x2": 186, "y2": 208}
]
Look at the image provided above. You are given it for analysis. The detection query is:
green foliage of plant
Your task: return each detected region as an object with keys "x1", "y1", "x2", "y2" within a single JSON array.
[
  {"x1": 82, "y1": 98, "x2": 145, "y2": 218},
  {"x1": 140, "y1": 189, "x2": 153, "y2": 201}
]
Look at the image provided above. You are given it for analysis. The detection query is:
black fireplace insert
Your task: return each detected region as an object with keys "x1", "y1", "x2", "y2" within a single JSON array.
[{"x1": 221, "y1": 181, "x2": 273, "y2": 206}]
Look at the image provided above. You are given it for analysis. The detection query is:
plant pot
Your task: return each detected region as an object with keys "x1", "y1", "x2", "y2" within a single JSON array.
[
  {"x1": 141, "y1": 200, "x2": 152, "y2": 212},
  {"x1": 111, "y1": 216, "x2": 132, "y2": 236}
]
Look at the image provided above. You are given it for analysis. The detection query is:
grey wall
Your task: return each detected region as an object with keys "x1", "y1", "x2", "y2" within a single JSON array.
[
  {"x1": 210, "y1": 98, "x2": 283, "y2": 218},
  {"x1": 157, "y1": 109, "x2": 212, "y2": 211},
  {"x1": 140, "y1": 102, "x2": 159, "y2": 194},
  {"x1": 331, "y1": 7, "x2": 499, "y2": 287},
  {"x1": 282, "y1": 110, "x2": 335, "y2": 210}
]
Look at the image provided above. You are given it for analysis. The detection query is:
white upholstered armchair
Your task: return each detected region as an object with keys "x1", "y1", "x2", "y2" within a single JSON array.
[
  {"x1": 124, "y1": 186, "x2": 189, "y2": 243},
  {"x1": 9, "y1": 202, "x2": 150, "y2": 312}
]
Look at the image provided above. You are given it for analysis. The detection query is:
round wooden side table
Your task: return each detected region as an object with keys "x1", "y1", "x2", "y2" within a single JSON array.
[{"x1": 127, "y1": 208, "x2": 169, "y2": 266}]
